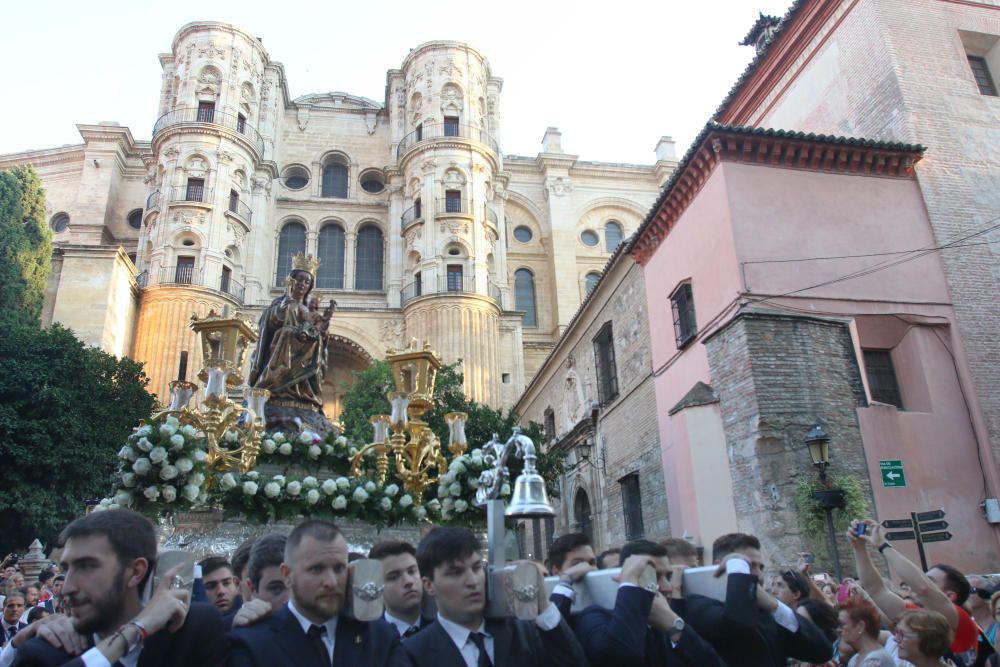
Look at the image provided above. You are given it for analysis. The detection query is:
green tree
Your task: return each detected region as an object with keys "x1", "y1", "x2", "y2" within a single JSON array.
[
  {"x1": 0, "y1": 323, "x2": 156, "y2": 555},
  {"x1": 339, "y1": 360, "x2": 564, "y2": 496},
  {"x1": 0, "y1": 167, "x2": 52, "y2": 327}
]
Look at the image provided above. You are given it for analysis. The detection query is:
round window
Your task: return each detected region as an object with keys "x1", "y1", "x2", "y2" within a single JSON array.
[
  {"x1": 281, "y1": 165, "x2": 310, "y2": 190},
  {"x1": 359, "y1": 169, "x2": 385, "y2": 194},
  {"x1": 127, "y1": 209, "x2": 143, "y2": 230},
  {"x1": 448, "y1": 247, "x2": 461, "y2": 256},
  {"x1": 580, "y1": 230, "x2": 599, "y2": 246},
  {"x1": 51, "y1": 213, "x2": 70, "y2": 233},
  {"x1": 182, "y1": 239, "x2": 195, "y2": 247},
  {"x1": 513, "y1": 226, "x2": 533, "y2": 243}
]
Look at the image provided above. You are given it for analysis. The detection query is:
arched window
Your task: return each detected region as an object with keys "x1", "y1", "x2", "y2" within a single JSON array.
[
  {"x1": 321, "y1": 162, "x2": 348, "y2": 198},
  {"x1": 605, "y1": 220, "x2": 623, "y2": 251},
  {"x1": 585, "y1": 272, "x2": 601, "y2": 295},
  {"x1": 514, "y1": 269, "x2": 537, "y2": 327},
  {"x1": 354, "y1": 225, "x2": 384, "y2": 290},
  {"x1": 275, "y1": 222, "x2": 306, "y2": 285},
  {"x1": 574, "y1": 489, "x2": 593, "y2": 542},
  {"x1": 317, "y1": 224, "x2": 346, "y2": 289}
]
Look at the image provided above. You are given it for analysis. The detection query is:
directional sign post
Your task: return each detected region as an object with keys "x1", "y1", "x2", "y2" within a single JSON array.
[
  {"x1": 880, "y1": 510, "x2": 950, "y2": 570},
  {"x1": 880, "y1": 460, "x2": 907, "y2": 487}
]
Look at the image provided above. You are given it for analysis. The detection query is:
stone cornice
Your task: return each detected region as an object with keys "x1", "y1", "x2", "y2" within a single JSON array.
[
  {"x1": 505, "y1": 155, "x2": 659, "y2": 179},
  {"x1": 0, "y1": 144, "x2": 85, "y2": 170},
  {"x1": 397, "y1": 138, "x2": 500, "y2": 173},
  {"x1": 627, "y1": 123, "x2": 925, "y2": 266}
]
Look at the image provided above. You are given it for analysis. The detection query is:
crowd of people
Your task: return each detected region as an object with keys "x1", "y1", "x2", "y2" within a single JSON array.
[{"x1": 0, "y1": 509, "x2": 997, "y2": 666}]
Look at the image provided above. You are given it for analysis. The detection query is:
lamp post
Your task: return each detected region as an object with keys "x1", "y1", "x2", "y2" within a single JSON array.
[{"x1": 804, "y1": 425, "x2": 844, "y2": 581}]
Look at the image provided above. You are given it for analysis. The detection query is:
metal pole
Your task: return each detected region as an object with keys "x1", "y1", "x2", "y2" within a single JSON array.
[
  {"x1": 825, "y1": 506, "x2": 843, "y2": 581},
  {"x1": 911, "y1": 511, "x2": 929, "y2": 572},
  {"x1": 486, "y1": 499, "x2": 506, "y2": 569}
]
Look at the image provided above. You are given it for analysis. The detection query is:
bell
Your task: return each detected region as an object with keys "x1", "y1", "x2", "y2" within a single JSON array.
[{"x1": 505, "y1": 431, "x2": 555, "y2": 519}]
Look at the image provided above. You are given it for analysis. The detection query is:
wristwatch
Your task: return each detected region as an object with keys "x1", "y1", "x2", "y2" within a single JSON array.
[
  {"x1": 877, "y1": 542, "x2": 892, "y2": 554},
  {"x1": 671, "y1": 617, "x2": 685, "y2": 634}
]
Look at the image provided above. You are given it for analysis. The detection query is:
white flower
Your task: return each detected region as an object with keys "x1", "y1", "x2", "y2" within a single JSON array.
[
  {"x1": 278, "y1": 443, "x2": 292, "y2": 456},
  {"x1": 399, "y1": 494, "x2": 413, "y2": 508},
  {"x1": 364, "y1": 481, "x2": 376, "y2": 493},
  {"x1": 442, "y1": 498, "x2": 454, "y2": 513},
  {"x1": 136, "y1": 437, "x2": 153, "y2": 452},
  {"x1": 149, "y1": 447, "x2": 168, "y2": 464},
  {"x1": 262, "y1": 439, "x2": 276, "y2": 454},
  {"x1": 182, "y1": 484, "x2": 200, "y2": 502},
  {"x1": 438, "y1": 485, "x2": 450, "y2": 499},
  {"x1": 264, "y1": 482, "x2": 281, "y2": 498},
  {"x1": 225, "y1": 430, "x2": 239, "y2": 443},
  {"x1": 242, "y1": 481, "x2": 259, "y2": 496},
  {"x1": 188, "y1": 473, "x2": 206, "y2": 487},
  {"x1": 272, "y1": 432, "x2": 286, "y2": 444},
  {"x1": 220, "y1": 473, "x2": 237, "y2": 490},
  {"x1": 332, "y1": 495, "x2": 347, "y2": 510},
  {"x1": 454, "y1": 500, "x2": 469, "y2": 513},
  {"x1": 121, "y1": 472, "x2": 136, "y2": 488},
  {"x1": 180, "y1": 424, "x2": 198, "y2": 437},
  {"x1": 273, "y1": 475, "x2": 286, "y2": 486},
  {"x1": 287, "y1": 481, "x2": 302, "y2": 496},
  {"x1": 302, "y1": 476, "x2": 318, "y2": 488},
  {"x1": 132, "y1": 458, "x2": 152, "y2": 476},
  {"x1": 379, "y1": 497, "x2": 392, "y2": 511},
  {"x1": 440, "y1": 472, "x2": 455, "y2": 486},
  {"x1": 159, "y1": 424, "x2": 176, "y2": 438},
  {"x1": 298, "y1": 431, "x2": 313, "y2": 444},
  {"x1": 468, "y1": 478, "x2": 479, "y2": 489},
  {"x1": 306, "y1": 489, "x2": 321, "y2": 505},
  {"x1": 384, "y1": 484, "x2": 399, "y2": 497},
  {"x1": 175, "y1": 457, "x2": 193, "y2": 474},
  {"x1": 415, "y1": 506, "x2": 427, "y2": 520},
  {"x1": 323, "y1": 445, "x2": 334, "y2": 456},
  {"x1": 143, "y1": 485, "x2": 160, "y2": 501},
  {"x1": 119, "y1": 446, "x2": 136, "y2": 461},
  {"x1": 161, "y1": 486, "x2": 176, "y2": 503},
  {"x1": 114, "y1": 490, "x2": 133, "y2": 507},
  {"x1": 450, "y1": 461, "x2": 466, "y2": 475},
  {"x1": 165, "y1": 415, "x2": 180, "y2": 428},
  {"x1": 426, "y1": 499, "x2": 441, "y2": 512},
  {"x1": 501, "y1": 483, "x2": 511, "y2": 496},
  {"x1": 134, "y1": 425, "x2": 153, "y2": 437},
  {"x1": 159, "y1": 465, "x2": 179, "y2": 481},
  {"x1": 246, "y1": 470, "x2": 260, "y2": 480},
  {"x1": 193, "y1": 449, "x2": 207, "y2": 462},
  {"x1": 471, "y1": 450, "x2": 484, "y2": 462},
  {"x1": 336, "y1": 477, "x2": 351, "y2": 491},
  {"x1": 335, "y1": 435, "x2": 348, "y2": 446},
  {"x1": 308, "y1": 445, "x2": 322, "y2": 459},
  {"x1": 321, "y1": 479, "x2": 337, "y2": 495},
  {"x1": 352, "y1": 487, "x2": 369, "y2": 503},
  {"x1": 169, "y1": 434, "x2": 185, "y2": 451},
  {"x1": 449, "y1": 482, "x2": 462, "y2": 497}
]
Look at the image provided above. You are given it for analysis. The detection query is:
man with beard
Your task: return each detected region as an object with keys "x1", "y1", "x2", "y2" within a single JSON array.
[
  {"x1": 1, "y1": 509, "x2": 227, "y2": 666},
  {"x1": 229, "y1": 519, "x2": 405, "y2": 666}
]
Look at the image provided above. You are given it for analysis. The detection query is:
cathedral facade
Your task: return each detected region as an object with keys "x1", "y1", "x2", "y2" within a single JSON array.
[{"x1": 1, "y1": 22, "x2": 675, "y2": 416}]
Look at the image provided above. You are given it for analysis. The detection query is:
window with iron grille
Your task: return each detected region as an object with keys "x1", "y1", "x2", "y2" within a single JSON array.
[
  {"x1": 354, "y1": 225, "x2": 384, "y2": 290},
  {"x1": 445, "y1": 190, "x2": 462, "y2": 213},
  {"x1": 275, "y1": 222, "x2": 306, "y2": 285},
  {"x1": 968, "y1": 55, "x2": 999, "y2": 96},
  {"x1": 414, "y1": 272, "x2": 422, "y2": 296},
  {"x1": 415, "y1": 123, "x2": 423, "y2": 141},
  {"x1": 444, "y1": 116, "x2": 459, "y2": 137},
  {"x1": 593, "y1": 322, "x2": 619, "y2": 404},
  {"x1": 671, "y1": 282, "x2": 697, "y2": 348},
  {"x1": 575, "y1": 489, "x2": 593, "y2": 543},
  {"x1": 237, "y1": 114, "x2": 247, "y2": 133},
  {"x1": 414, "y1": 198, "x2": 422, "y2": 219},
  {"x1": 863, "y1": 349, "x2": 903, "y2": 409},
  {"x1": 322, "y1": 163, "x2": 348, "y2": 198},
  {"x1": 220, "y1": 266, "x2": 232, "y2": 294},
  {"x1": 447, "y1": 265, "x2": 463, "y2": 291},
  {"x1": 229, "y1": 190, "x2": 239, "y2": 214},
  {"x1": 185, "y1": 178, "x2": 205, "y2": 202},
  {"x1": 196, "y1": 102, "x2": 215, "y2": 123},
  {"x1": 175, "y1": 256, "x2": 195, "y2": 284},
  {"x1": 620, "y1": 473, "x2": 644, "y2": 540},
  {"x1": 543, "y1": 408, "x2": 555, "y2": 442},
  {"x1": 514, "y1": 269, "x2": 537, "y2": 327},
  {"x1": 317, "y1": 224, "x2": 346, "y2": 289}
]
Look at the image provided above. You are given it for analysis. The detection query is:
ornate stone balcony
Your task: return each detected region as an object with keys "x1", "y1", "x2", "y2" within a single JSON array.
[
  {"x1": 153, "y1": 107, "x2": 265, "y2": 158},
  {"x1": 396, "y1": 122, "x2": 499, "y2": 160}
]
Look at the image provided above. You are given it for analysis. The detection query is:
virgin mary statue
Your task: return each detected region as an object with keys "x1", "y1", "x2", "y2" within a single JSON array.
[{"x1": 248, "y1": 254, "x2": 337, "y2": 435}]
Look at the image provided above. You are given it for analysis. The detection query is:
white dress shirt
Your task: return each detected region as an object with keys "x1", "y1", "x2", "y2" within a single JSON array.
[
  {"x1": 436, "y1": 603, "x2": 562, "y2": 667},
  {"x1": 384, "y1": 610, "x2": 421, "y2": 639},
  {"x1": 724, "y1": 559, "x2": 800, "y2": 632},
  {"x1": 287, "y1": 599, "x2": 338, "y2": 662}
]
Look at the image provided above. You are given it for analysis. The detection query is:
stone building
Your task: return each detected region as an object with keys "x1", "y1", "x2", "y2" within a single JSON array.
[{"x1": 0, "y1": 22, "x2": 675, "y2": 417}]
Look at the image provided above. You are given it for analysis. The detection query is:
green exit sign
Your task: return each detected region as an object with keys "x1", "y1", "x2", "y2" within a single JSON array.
[{"x1": 880, "y1": 460, "x2": 906, "y2": 488}]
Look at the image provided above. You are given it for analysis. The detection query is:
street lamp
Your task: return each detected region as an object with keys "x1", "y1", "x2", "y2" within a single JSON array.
[{"x1": 804, "y1": 424, "x2": 845, "y2": 580}]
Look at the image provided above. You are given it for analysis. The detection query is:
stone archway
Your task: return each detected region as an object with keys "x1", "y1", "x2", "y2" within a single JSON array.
[
  {"x1": 322, "y1": 335, "x2": 375, "y2": 423},
  {"x1": 574, "y1": 488, "x2": 593, "y2": 543}
]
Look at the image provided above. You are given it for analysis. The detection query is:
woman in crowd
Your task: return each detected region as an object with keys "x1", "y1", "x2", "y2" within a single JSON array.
[
  {"x1": 837, "y1": 597, "x2": 896, "y2": 666},
  {"x1": 894, "y1": 608, "x2": 957, "y2": 667}
]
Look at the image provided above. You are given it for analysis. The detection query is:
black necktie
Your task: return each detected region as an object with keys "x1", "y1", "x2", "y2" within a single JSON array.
[
  {"x1": 402, "y1": 625, "x2": 420, "y2": 639},
  {"x1": 307, "y1": 624, "x2": 331, "y2": 667},
  {"x1": 468, "y1": 631, "x2": 493, "y2": 667}
]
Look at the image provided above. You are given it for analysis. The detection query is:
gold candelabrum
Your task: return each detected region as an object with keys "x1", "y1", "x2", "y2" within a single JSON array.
[
  {"x1": 350, "y1": 340, "x2": 468, "y2": 498},
  {"x1": 154, "y1": 309, "x2": 269, "y2": 477}
]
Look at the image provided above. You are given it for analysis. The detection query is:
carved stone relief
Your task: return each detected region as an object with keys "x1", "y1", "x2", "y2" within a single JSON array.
[
  {"x1": 404, "y1": 228, "x2": 422, "y2": 250},
  {"x1": 379, "y1": 320, "x2": 405, "y2": 347},
  {"x1": 439, "y1": 220, "x2": 469, "y2": 235},
  {"x1": 365, "y1": 111, "x2": 377, "y2": 135},
  {"x1": 297, "y1": 107, "x2": 310, "y2": 131},
  {"x1": 198, "y1": 43, "x2": 226, "y2": 60},
  {"x1": 172, "y1": 210, "x2": 207, "y2": 226},
  {"x1": 217, "y1": 149, "x2": 234, "y2": 164}
]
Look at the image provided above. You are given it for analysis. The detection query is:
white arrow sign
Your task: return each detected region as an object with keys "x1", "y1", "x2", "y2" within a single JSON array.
[{"x1": 886, "y1": 472, "x2": 900, "y2": 480}]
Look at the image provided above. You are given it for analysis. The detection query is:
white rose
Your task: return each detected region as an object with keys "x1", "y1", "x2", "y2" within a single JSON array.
[
  {"x1": 471, "y1": 450, "x2": 484, "y2": 462},
  {"x1": 438, "y1": 485, "x2": 450, "y2": 499},
  {"x1": 165, "y1": 415, "x2": 180, "y2": 428},
  {"x1": 278, "y1": 443, "x2": 292, "y2": 456},
  {"x1": 220, "y1": 473, "x2": 237, "y2": 490},
  {"x1": 450, "y1": 461, "x2": 466, "y2": 475},
  {"x1": 440, "y1": 472, "x2": 455, "y2": 486},
  {"x1": 132, "y1": 458, "x2": 152, "y2": 476},
  {"x1": 332, "y1": 495, "x2": 347, "y2": 510},
  {"x1": 364, "y1": 481, "x2": 376, "y2": 493},
  {"x1": 273, "y1": 475, "x2": 286, "y2": 486},
  {"x1": 415, "y1": 506, "x2": 427, "y2": 520},
  {"x1": 352, "y1": 487, "x2": 369, "y2": 503},
  {"x1": 225, "y1": 430, "x2": 239, "y2": 443},
  {"x1": 399, "y1": 494, "x2": 413, "y2": 508},
  {"x1": 286, "y1": 481, "x2": 302, "y2": 496},
  {"x1": 272, "y1": 432, "x2": 286, "y2": 444},
  {"x1": 180, "y1": 424, "x2": 198, "y2": 437},
  {"x1": 298, "y1": 432, "x2": 313, "y2": 444},
  {"x1": 308, "y1": 445, "x2": 322, "y2": 459},
  {"x1": 169, "y1": 434, "x2": 185, "y2": 451},
  {"x1": 188, "y1": 473, "x2": 206, "y2": 487},
  {"x1": 306, "y1": 489, "x2": 321, "y2": 505},
  {"x1": 193, "y1": 449, "x2": 207, "y2": 462},
  {"x1": 119, "y1": 446, "x2": 136, "y2": 461},
  {"x1": 159, "y1": 465, "x2": 178, "y2": 481},
  {"x1": 334, "y1": 436, "x2": 348, "y2": 446},
  {"x1": 426, "y1": 499, "x2": 441, "y2": 512},
  {"x1": 501, "y1": 483, "x2": 511, "y2": 496},
  {"x1": 336, "y1": 477, "x2": 350, "y2": 491},
  {"x1": 143, "y1": 485, "x2": 160, "y2": 501},
  {"x1": 449, "y1": 482, "x2": 462, "y2": 497},
  {"x1": 303, "y1": 476, "x2": 318, "y2": 488},
  {"x1": 379, "y1": 497, "x2": 392, "y2": 511},
  {"x1": 321, "y1": 479, "x2": 337, "y2": 495},
  {"x1": 175, "y1": 457, "x2": 194, "y2": 474},
  {"x1": 182, "y1": 484, "x2": 200, "y2": 502},
  {"x1": 243, "y1": 481, "x2": 259, "y2": 496},
  {"x1": 264, "y1": 482, "x2": 281, "y2": 498},
  {"x1": 161, "y1": 486, "x2": 177, "y2": 503},
  {"x1": 159, "y1": 424, "x2": 176, "y2": 438},
  {"x1": 246, "y1": 470, "x2": 260, "y2": 480},
  {"x1": 114, "y1": 491, "x2": 133, "y2": 507},
  {"x1": 135, "y1": 425, "x2": 152, "y2": 437},
  {"x1": 262, "y1": 439, "x2": 276, "y2": 454},
  {"x1": 442, "y1": 498, "x2": 454, "y2": 513},
  {"x1": 385, "y1": 484, "x2": 399, "y2": 497},
  {"x1": 136, "y1": 437, "x2": 153, "y2": 452},
  {"x1": 149, "y1": 447, "x2": 168, "y2": 464},
  {"x1": 454, "y1": 500, "x2": 469, "y2": 513},
  {"x1": 121, "y1": 472, "x2": 136, "y2": 487}
]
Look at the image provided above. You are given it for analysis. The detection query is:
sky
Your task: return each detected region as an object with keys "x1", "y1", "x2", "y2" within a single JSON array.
[{"x1": 0, "y1": 0, "x2": 795, "y2": 165}]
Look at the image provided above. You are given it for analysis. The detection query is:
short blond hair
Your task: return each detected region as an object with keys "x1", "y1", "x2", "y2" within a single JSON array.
[{"x1": 895, "y1": 608, "x2": 953, "y2": 658}]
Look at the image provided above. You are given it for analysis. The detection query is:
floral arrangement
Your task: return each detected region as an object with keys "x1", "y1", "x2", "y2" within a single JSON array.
[{"x1": 437, "y1": 448, "x2": 511, "y2": 523}]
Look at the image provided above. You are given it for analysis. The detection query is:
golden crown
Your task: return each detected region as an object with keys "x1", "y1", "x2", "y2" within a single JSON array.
[{"x1": 291, "y1": 253, "x2": 321, "y2": 275}]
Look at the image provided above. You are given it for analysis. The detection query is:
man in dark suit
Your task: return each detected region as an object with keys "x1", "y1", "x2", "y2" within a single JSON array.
[
  {"x1": 1, "y1": 594, "x2": 27, "y2": 647},
  {"x1": 684, "y1": 533, "x2": 833, "y2": 667},
  {"x1": 369, "y1": 540, "x2": 432, "y2": 640},
  {"x1": 574, "y1": 539, "x2": 725, "y2": 667},
  {"x1": 229, "y1": 519, "x2": 405, "y2": 667},
  {"x1": 402, "y1": 526, "x2": 587, "y2": 667},
  {"x1": 5, "y1": 509, "x2": 228, "y2": 667}
]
